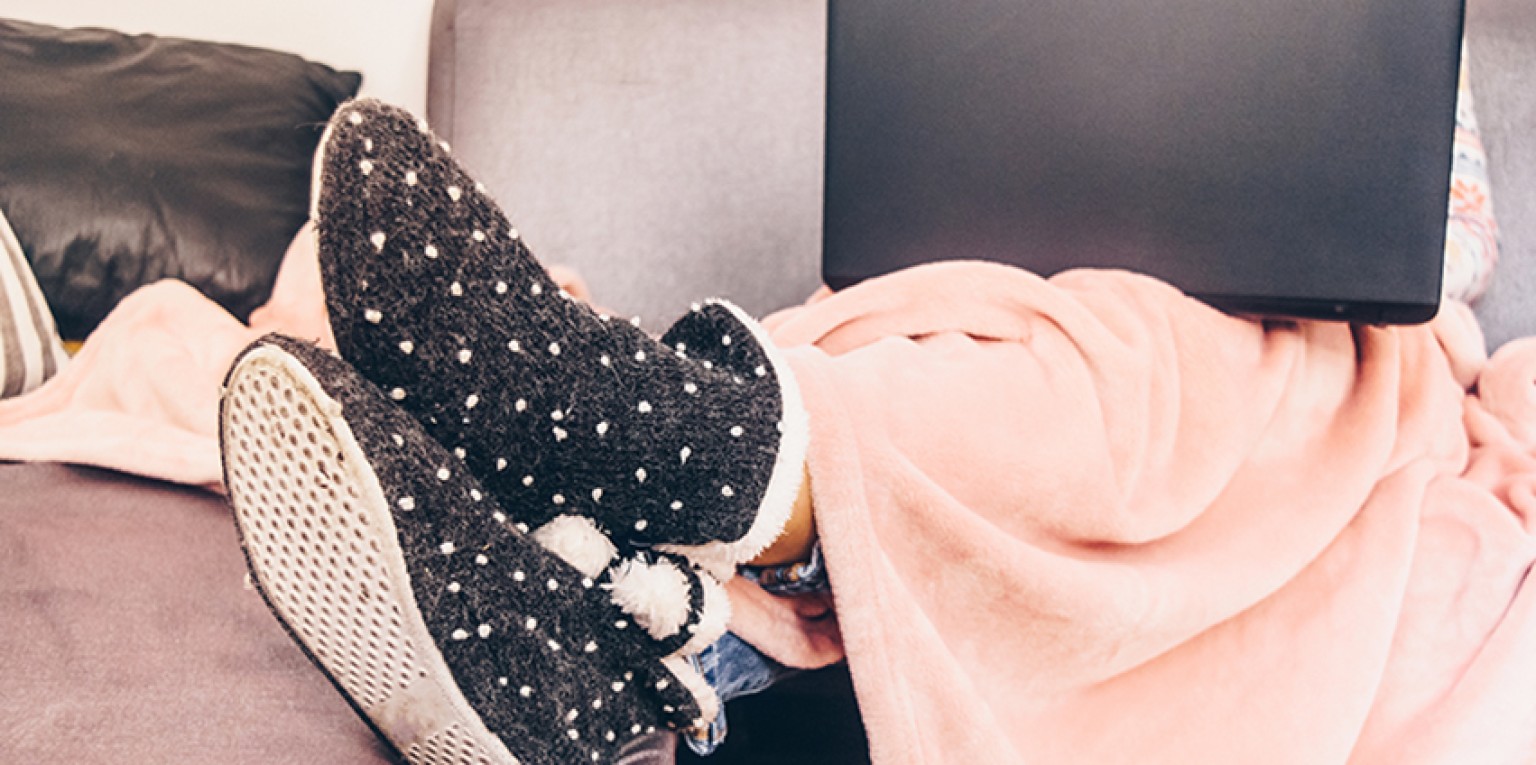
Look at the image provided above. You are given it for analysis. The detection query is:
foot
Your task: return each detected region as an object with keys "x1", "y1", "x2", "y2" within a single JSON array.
[
  {"x1": 220, "y1": 334, "x2": 729, "y2": 765},
  {"x1": 310, "y1": 99, "x2": 809, "y2": 574}
]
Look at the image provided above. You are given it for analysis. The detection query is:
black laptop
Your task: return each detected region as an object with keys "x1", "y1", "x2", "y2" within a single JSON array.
[{"x1": 822, "y1": 0, "x2": 1465, "y2": 324}]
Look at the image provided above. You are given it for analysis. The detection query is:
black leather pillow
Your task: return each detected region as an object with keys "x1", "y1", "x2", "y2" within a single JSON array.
[{"x1": 0, "y1": 19, "x2": 361, "y2": 339}]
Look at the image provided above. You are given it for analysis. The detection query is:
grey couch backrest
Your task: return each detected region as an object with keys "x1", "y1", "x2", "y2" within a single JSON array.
[
  {"x1": 431, "y1": 0, "x2": 826, "y2": 327},
  {"x1": 430, "y1": 0, "x2": 1536, "y2": 348}
]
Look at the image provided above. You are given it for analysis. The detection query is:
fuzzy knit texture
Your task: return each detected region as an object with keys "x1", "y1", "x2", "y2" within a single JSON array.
[
  {"x1": 220, "y1": 334, "x2": 722, "y2": 765},
  {"x1": 313, "y1": 99, "x2": 806, "y2": 567}
]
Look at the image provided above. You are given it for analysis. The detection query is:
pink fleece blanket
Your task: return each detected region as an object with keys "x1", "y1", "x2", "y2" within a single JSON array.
[
  {"x1": 4, "y1": 233, "x2": 1533, "y2": 763},
  {"x1": 746, "y1": 264, "x2": 1536, "y2": 764},
  {"x1": 0, "y1": 225, "x2": 589, "y2": 488}
]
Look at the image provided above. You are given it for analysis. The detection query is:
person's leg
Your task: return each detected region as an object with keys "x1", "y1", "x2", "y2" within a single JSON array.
[
  {"x1": 748, "y1": 464, "x2": 817, "y2": 567},
  {"x1": 687, "y1": 529, "x2": 834, "y2": 757},
  {"x1": 310, "y1": 99, "x2": 811, "y2": 579},
  {"x1": 221, "y1": 335, "x2": 724, "y2": 765},
  {"x1": 683, "y1": 632, "x2": 802, "y2": 756},
  {"x1": 246, "y1": 98, "x2": 829, "y2": 763}
]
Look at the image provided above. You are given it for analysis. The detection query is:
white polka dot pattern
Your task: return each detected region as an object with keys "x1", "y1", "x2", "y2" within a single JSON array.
[
  {"x1": 248, "y1": 99, "x2": 763, "y2": 761},
  {"x1": 219, "y1": 334, "x2": 724, "y2": 765},
  {"x1": 221, "y1": 345, "x2": 524, "y2": 765},
  {"x1": 314, "y1": 99, "x2": 806, "y2": 569}
]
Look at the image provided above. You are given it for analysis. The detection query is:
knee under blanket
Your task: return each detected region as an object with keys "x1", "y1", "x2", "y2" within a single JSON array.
[
  {"x1": 2, "y1": 235, "x2": 1532, "y2": 763},
  {"x1": 751, "y1": 263, "x2": 1536, "y2": 764}
]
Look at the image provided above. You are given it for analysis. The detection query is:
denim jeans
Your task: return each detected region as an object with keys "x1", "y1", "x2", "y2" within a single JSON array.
[
  {"x1": 682, "y1": 632, "x2": 799, "y2": 755},
  {"x1": 684, "y1": 543, "x2": 830, "y2": 756}
]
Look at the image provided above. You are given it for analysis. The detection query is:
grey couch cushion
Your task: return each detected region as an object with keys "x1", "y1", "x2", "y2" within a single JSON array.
[{"x1": 0, "y1": 463, "x2": 394, "y2": 763}]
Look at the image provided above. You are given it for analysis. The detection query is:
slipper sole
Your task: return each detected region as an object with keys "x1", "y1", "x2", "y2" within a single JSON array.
[{"x1": 222, "y1": 344, "x2": 518, "y2": 765}]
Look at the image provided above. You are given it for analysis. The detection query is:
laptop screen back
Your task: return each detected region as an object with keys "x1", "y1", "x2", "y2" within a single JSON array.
[{"x1": 823, "y1": 0, "x2": 1464, "y2": 323}]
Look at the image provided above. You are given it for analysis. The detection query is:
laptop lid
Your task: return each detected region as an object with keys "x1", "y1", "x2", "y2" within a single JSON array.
[{"x1": 822, "y1": 0, "x2": 1464, "y2": 324}]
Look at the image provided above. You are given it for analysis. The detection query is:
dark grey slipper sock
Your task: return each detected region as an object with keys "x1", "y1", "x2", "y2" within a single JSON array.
[
  {"x1": 221, "y1": 334, "x2": 724, "y2": 765},
  {"x1": 312, "y1": 99, "x2": 808, "y2": 571}
]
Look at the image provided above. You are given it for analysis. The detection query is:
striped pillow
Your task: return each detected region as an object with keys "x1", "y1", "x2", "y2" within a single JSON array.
[{"x1": 0, "y1": 207, "x2": 68, "y2": 396}]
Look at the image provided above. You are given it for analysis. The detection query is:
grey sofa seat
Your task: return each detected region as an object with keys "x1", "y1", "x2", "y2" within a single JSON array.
[
  {"x1": 0, "y1": 462, "x2": 680, "y2": 763},
  {"x1": 0, "y1": 464, "x2": 396, "y2": 763}
]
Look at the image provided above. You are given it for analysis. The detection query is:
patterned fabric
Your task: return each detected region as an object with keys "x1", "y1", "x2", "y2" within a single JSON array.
[
  {"x1": 0, "y1": 207, "x2": 67, "y2": 397},
  {"x1": 312, "y1": 100, "x2": 809, "y2": 575},
  {"x1": 1443, "y1": 41, "x2": 1500, "y2": 304},
  {"x1": 221, "y1": 334, "x2": 721, "y2": 765}
]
